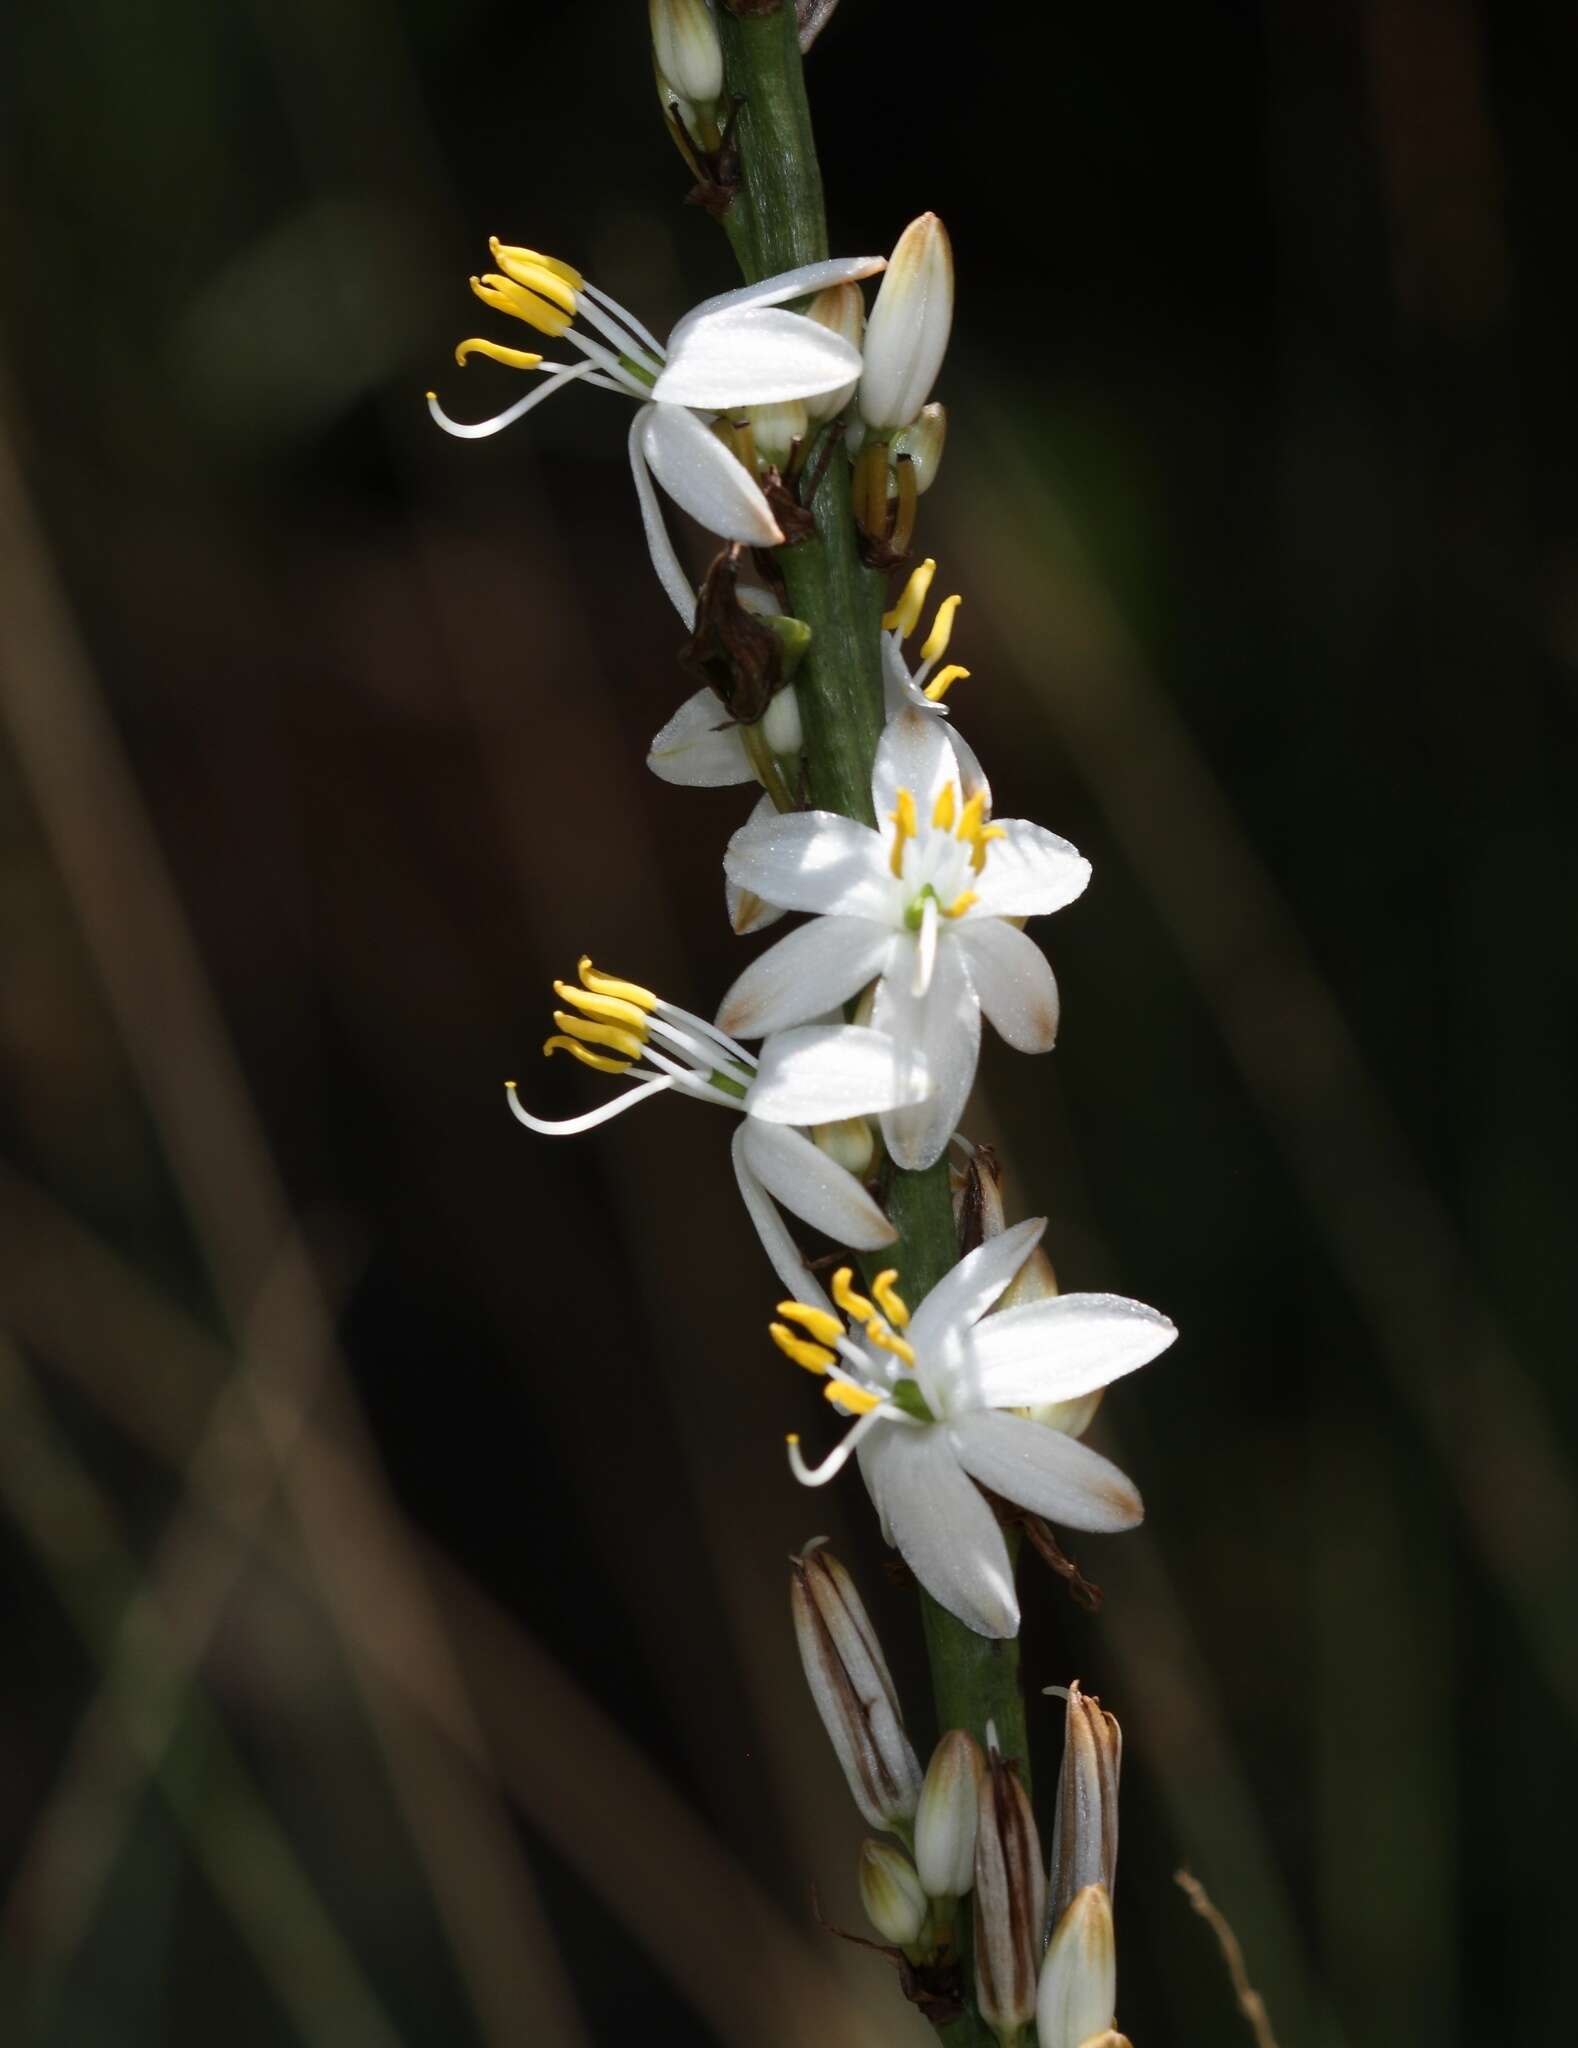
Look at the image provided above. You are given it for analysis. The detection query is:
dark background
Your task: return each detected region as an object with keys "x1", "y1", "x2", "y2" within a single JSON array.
[{"x1": 2, "y1": 1, "x2": 1575, "y2": 2042}]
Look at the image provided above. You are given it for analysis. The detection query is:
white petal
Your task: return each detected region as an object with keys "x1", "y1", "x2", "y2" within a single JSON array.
[
  {"x1": 943, "y1": 723, "x2": 990, "y2": 805},
  {"x1": 727, "y1": 792, "x2": 789, "y2": 933},
  {"x1": 873, "y1": 940, "x2": 979, "y2": 1170},
  {"x1": 858, "y1": 1422, "x2": 1019, "y2": 1639},
  {"x1": 653, "y1": 307, "x2": 863, "y2": 408},
  {"x1": 955, "y1": 1293, "x2": 1177, "y2": 1411},
  {"x1": 640, "y1": 403, "x2": 783, "y2": 546},
  {"x1": 948, "y1": 1410, "x2": 1143, "y2": 1532},
  {"x1": 908, "y1": 1217, "x2": 1046, "y2": 1361},
  {"x1": 628, "y1": 407, "x2": 697, "y2": 627},
  {"x1": 730, "y1": 1122, "x2": 835, "y2": 1305},
  {"x1": 647, "y1": 686, "x2": 754, "y2": 787},
  {"x1": 739, "y1": 1118, "x2": 896, "y2": 1251},
  {"x1": 667, "y1": 256, "x2": 886, "y2": 343},
  {"x1": 952, "y1": 917, "x2": 1061, "y2": 1053},
  {"x1": 717, "y1": 917, "x2": 894, "y2": 1040},
  {"x1": 968, "y1": 818, "x2": 1092, "y2": 920},
  {"x1": 746, "y1": 1023, "x2": 929, "y2": 1123},
  {"x1": 871, "y1": 705, "x2": 957, "y2": 833},
  {"x1": 724, "y1": 809, "x2": 891, "y2": 918}
]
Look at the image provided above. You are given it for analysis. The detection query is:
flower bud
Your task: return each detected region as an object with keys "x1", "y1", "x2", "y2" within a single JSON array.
[
  {"x1": 915, "y1": 1729, "x2": 983, "y2": 1898},
  {"x1": 811, "y1": 1114, "x2": 875, "y2": 1178},
  {"x1": 1036, "y1": 1884, "x2": 1117, "y2": 2048},
  {"x1": 761, "y1": 681, "x2": 804, "y2": 756},
  {"x1": 858, "y1": 1839, "x2": 928, "y2": 1948},
  {"x1": 746, "y1": 398, "x2": 808, "y2": 469},
  {"x1": 802, "y1": 282, "x2": 866, "y2": 422},
  {"x1": 889, "y1": 402, "x2": 948, "y2": 494},
  {"x1": 859, "y1": 213, "x2": 954, "y2": 431},
  {"x1": 973, "y1": 1724, "x2": 1046, "y2": 2041},
  {"x1": 790, "y1": 1540, "x2": 922, "y2": 1831},
  {"x1": 1046, "y1": 1682, "x2": 1121, "y2": 1936},
  {"x1": 649, "y1": 0, "x2": 723, "y2": 107}
]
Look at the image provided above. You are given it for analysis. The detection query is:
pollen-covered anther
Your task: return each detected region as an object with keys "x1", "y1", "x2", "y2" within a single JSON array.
[
  {"x1": 863, "y1": 1319, "x2": 917, "y2": 1368},
  {"x1": 469, "y1": 269, "x2": 575, "y2": 339},
  {"x1": 888, "y1": 787, "x2": 918, "y2": 878},
  {"x1": 924, "y1": 662, "x2": 969, "y2": 703},
  {"x1": 576, "y1": 957, "x2": 657, "y2": 1011},
  {"x1": 550, "y1": 1009, "x2": 643, "y2": 1056},
  {"x1": 541, "y1": 1035, "x2": 632, "y2": 1075},
  {"x1": 825, "y1": 1380, "x2": 882, "y2": 1415},
  {"x1": 770, "y1": 1322, "x2": 837, "y2": 1374},
  {"x1": 776, "y1": 1299, "x2": 846, "y2": 1349},
  {"x1": 455, "y1": 338, "x2": 546, "y2": 372},
  {"x1": 943, "y1": 889, "x2": 978, "y2": 919},
  {"x1": 831, "y1": 1267, "x2": 876, "y2": 1324},
  {"x1": 931, "y1": 783, "x2": 957, "y2": 831},
  {"x1": 870, "y1": 1270, "x2": 910, "y2": 1328},
  {"x1": 489, "y1": 238, "x2": 583, "y2": 290},
  {"x1": 919, "y1": 593, "x2": 962, "y2": 663},
  {"x1": 882, "y1": 557, "x2": 936, "y2": 639},
  {"x1": 552, "y1": 980, "x2": 651, "y2": 1034}
]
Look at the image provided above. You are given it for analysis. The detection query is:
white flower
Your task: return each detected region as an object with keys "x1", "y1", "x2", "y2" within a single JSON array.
[
  {"x1": 859, "y1": 213, "x2": 953, "y2": 432},
  {"x1": 717, "y1": 710, "x2": 1091, "y2": 1168},
  {"x1": 767, "y1": 1219, "x2": 1177, "y2": 1638},
  {"x1": 880, "y1": 556, "x2": 988, "y2": 802},
  {"x1": 506, "y1": 956, "x2": 928, "y2": 1293},
  {"x1": 428, "y1": 241, "x2": 884, "y2": 626}
]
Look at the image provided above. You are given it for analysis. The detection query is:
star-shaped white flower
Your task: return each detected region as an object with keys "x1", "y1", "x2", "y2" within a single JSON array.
[
  {"x1": 506, "y1": 956, "x2": 927, "y2": 1294},
  {"x1": 717, "y1": 709, "x2": 1091, "y2": 1168},
  {"x1": 769, "y1": 1219, "x2": 1176, "y2": 1638},
  {"x1": 427, "y1": 239, "x2": 884, "y2": 626}
]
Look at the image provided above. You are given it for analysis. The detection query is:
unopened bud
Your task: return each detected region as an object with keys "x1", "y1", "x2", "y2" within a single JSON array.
[
  {"x1": 1046, "y1": 1682, "x2": 1121, "y2": 1936},
  {"x1": 915, "y1": 1729, "x2": 983, "y2": 1898},
  {"x1": 761, "y1": 681, "x2": 804, "y2": 756},
  {"x1": 746, "y1": 398, "x2": 808, "y2": 469},
  {"x1": 811, "y1": 1114, "x2": 875, "y2": 1178},
  {"x1": 858, "y1": 1839, "x2": 928, "y2": 1948},
  {"x1": 802, "y1": 282, "x2": 866, "y2": 422},
  {"x1": 890, "y1": 402, "x2": 948, "y2": 494},
  {"x1": 859, "y1": 213, "x2": 954, "y2": 431},
  {"x1": 973, "y1": 1723, "x2": 1046, "y2": 2041},
  {"x1": 649, "y1": 0, "x2": 723, "y2": 107},
  {"x1": 1037, "y1": 1884, "x2": 1118, "y2": 2048},
  {"x1": 790, "y1": 1541, "x2": 922, "y2": 1831}
]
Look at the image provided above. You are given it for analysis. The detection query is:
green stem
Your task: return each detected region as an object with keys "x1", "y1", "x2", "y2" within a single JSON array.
[
  {"x1": 716, "y1": 13, "x2": 1026, "y2": 2045},
  {"x1": 717, "y1": 6, "x2": 828, "y2": 274}
]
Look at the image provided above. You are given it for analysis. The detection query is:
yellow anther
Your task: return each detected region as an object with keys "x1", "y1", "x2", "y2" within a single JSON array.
[
  {"x1": 956, "y1": 790, "x2": 989, "y2": 846},
  {"x1": 480, "y1": 248, "x2": 580, "y2": 317},
  {"x1": 769, "y1": 1323, "x2": 836, "y2": 1375},
  {"x1": 468, "y1": 272, "x2": 572, "y2": 339},
  {"x1": 553, "y1": 981, "x2": 651, "y2": 1035},
  {"x1": 455, "y1": 338, "x2": 546, "y2": 372},
  {"x1": 577, "y1": 958, "x2": 657, "y2": 1011},
  {"x1": 825, "y1": 1380, "x2": 882, "y2": 1415},
  {"x1": 776, "y1": 1300, "x2": 846, "y2": 1348},
  {"x1": 490, "y1": 239, "x2": 583, "y2": 290},
  {"x1": 924, "y1": 663, "x2": 970, "y2": 703},
  {"x1": 919, "y1": 593, "x2": 962, "y2": 664},
  {"x1": 870, "y1": 1271, "x2": 910, "y2": 1328},
  {"x1": 881, "y1": 557, "x2": 936, "y2": 638},
  {"x1": 831, "y1": 1267, "x2": 876, "y2": 1324},
  {"x1": 863, "y1": 1320, "x2": 917, "y2": 1368},
  {"x1": 942, "y1": 889, "x2": 979, "y2": 919},
  {"x1": 888, "y1": 787, "x2": 918, "y2": 878},
  {"x1": 969, "y1": 824, "x2": 1007, "y2": 874},
  {"x1": 931, "y1": 782, "x2": 957, "y2": 832},
  {"x1": 542, "y1": 1035, "x2": 632, "y2": 1075},
  {"x1": 551, "y1": 1011, "x2": 646, "y2": 1060}
]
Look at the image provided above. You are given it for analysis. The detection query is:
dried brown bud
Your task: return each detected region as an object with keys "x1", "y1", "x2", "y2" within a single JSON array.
[
  {"x1": 790, "y1": 1540, "x2": 922, "y2": 1831},
  {"x1": 1047, "y1": 1681, "x2": 1121, "y2": 1937},
  {"x1": 972, "y1": 1724, "x2": 1046, "y2": 2039}
]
